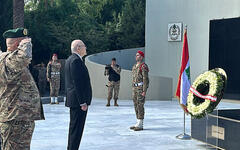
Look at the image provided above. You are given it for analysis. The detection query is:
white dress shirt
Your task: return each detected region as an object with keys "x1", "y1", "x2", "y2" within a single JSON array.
[{"x1": 73, "y1": 52, "x2": 82, "y2": 60}]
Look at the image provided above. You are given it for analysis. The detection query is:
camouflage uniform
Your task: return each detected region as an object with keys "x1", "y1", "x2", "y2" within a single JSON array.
[
  {"x1": 132, "y1": 62, "x2": 149, "y2": 120},
  {"x1": 107, "y1": 80, "x2": 120, "y2": 102},
  {"x1": 0, "y1": 120, "x2": 35, "y2": 150},
  {"x1": 35, "y1": 65, "x2": 47, "y2": 97},
  {"x1": 0, "y1": 40, "x2": 45, "y2": 150},
  {"x1": 104, "y1": 65, "x2": 121, "y2": 106},
  {"x1": 47, "y1": 61, "x2": 61, "y2": 100}
]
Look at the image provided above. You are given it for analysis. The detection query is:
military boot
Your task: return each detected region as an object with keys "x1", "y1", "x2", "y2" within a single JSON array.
[
  {"x1": 130, "y1": 120, "x2": 139, "y2": 130},
  {"x1": 114, "y1": 99, "x2": 119, "y2": 106},
  {"x1": 134, "y1": 119, "x2": 143, "y2": 131},
  {"x1": 55, "y1": 97, "x2": 59, "y2": 104},
  {"x1": 50, "y1": 97, "x2": 55, "y2": 104},
  {"x1": 106, "y1": 99, "x2": 111, "y2": 107}
]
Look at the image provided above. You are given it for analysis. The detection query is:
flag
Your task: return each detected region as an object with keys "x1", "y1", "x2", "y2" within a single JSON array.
[{"x1": 176, "y1": 29, "x2": 191, "y2": 112}]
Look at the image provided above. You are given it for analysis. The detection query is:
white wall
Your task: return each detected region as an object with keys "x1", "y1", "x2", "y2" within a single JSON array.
[
  {"x1": 85, "y1": 48, "x2": 172, "y2": 100},
  {"x1": 146, "y1": 0, "x2": 240, "y2": 97},
  {"x1": 88, "y1": 48, "x2": 144, "y2": 70}
]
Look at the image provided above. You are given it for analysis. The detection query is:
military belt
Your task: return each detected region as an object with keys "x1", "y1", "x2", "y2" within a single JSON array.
[
  {"x1": 133, "y1": 82, "x2": 143, "y2": 87},
  {"x1": 51, "y1": 72, "x2": 60, "y2": 75}
]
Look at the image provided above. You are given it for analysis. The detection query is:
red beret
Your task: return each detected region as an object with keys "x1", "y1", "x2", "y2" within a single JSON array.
[
  {"x1": 137, "y1": 51, "x2": 144, "y2": 57},
  {"x1": 53, "y1": 53, "x2": 58, "y2": 57}
]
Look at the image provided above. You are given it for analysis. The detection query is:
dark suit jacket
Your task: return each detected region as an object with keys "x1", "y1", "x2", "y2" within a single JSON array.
[{"x1": 65, "y1": 53, "x2": 92, "y2": 108}]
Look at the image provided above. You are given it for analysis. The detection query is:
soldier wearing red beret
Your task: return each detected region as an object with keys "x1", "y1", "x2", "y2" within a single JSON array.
[
  {"x1": 47, "y1": 53, "x2": 61, "y2": 104},
  {"x1": 130, "y1": 50, "x2": 149, "y2": 131}
]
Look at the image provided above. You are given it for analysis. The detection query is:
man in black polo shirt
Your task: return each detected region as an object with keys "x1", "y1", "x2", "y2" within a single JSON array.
[{"x1": 104, "y1": 58, "x2": 121, "y2": 106}]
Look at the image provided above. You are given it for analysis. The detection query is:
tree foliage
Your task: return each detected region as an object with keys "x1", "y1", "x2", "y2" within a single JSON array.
[
  {"x1": 1, "y1": 0, "x2": 146, "y2": 65},
  {"x1": 0, "y1": 0, "x2": 13, "y2": 50}
]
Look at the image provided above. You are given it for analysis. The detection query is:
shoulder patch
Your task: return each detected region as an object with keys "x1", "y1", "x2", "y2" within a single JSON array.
[{"x1": 140, "y1": 63, "x2": 149, "y2": 72}]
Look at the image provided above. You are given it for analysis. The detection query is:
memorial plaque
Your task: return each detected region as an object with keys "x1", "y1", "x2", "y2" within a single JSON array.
[
  {"x1": 211, "y1": 125, "x2": 224, "y2": 140},
  {"x1": 192, "y1": 109, "x2": 240, "y2": 150}
]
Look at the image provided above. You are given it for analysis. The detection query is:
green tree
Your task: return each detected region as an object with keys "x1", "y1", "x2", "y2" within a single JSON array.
[
  {"x1": 100, "y1": 0, "x2": 125, "y2": 24},
  {"x1": 0, "y1": 0, "x2": 13, "y2": 51},
  {"x1": 24, "y1": 0, "x2": 109, "y2": 64},
  {"x1": 23, "y1": 0, "x2": 146, "y2": 64},
  {"x1": 116, "y1": 0, "x2": 146, "y2": 49}
]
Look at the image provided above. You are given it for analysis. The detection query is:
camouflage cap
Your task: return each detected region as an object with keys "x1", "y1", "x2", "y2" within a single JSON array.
[{"x1": 3, "y1": 28, "x2": 28, "y2": 39}]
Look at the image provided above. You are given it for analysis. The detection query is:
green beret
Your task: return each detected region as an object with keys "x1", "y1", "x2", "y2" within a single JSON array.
[{"x1": 3, "y1": 28, "x2": 28, "y2": 39}]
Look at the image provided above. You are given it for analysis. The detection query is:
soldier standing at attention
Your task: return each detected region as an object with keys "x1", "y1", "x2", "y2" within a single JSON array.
[
  {"x1": 130, "y1": 51, "x2": 149, "y2": 131},
  {"x1": 47, "y1": 53, "x2": 61, "y2": 104},
  {"x1": 104, "y1": 58, "x2": 121, "y2": 107},
  {"x1": 0, "y1": 28, "x2": 45, "y2": 150}
]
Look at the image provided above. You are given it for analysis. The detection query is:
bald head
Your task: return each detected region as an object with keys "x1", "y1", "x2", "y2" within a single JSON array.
[{"x1": 71, "y1": 39, "x2": 87, "y2": 57}]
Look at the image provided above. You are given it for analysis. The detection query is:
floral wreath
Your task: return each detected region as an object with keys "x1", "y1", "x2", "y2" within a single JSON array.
[{"x1": 187, "y1": 68, "x2": 227, "y2": 119}]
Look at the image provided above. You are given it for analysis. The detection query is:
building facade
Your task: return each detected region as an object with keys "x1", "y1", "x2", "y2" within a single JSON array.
[{"x1": 146, "y1": 0, "x2": 240, "y2": 98}]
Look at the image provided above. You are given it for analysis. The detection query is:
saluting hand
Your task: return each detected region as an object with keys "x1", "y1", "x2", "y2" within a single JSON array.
[{"x1": 20, "y1": 37, "x2": 31, "y2": 45}]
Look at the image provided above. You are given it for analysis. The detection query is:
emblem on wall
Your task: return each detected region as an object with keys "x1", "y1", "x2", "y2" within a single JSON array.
[{"x1": 168, "y1": 23, "x2": 182, "y2": 42}]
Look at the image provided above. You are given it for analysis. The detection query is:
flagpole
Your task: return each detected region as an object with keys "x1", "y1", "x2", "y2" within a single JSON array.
[
  {"x1": 176, "y1": 24, "x2": 191, "y2": 140},
  {"x1": 184, "y1": 111, "x2": 187, "y2": 135},
  {"x1": 176, "y1": 111, "x2": 191, "y2": 140}
]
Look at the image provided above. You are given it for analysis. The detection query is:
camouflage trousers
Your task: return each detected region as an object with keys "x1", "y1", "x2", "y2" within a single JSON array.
[
  {"x1": 107, "y1": 81, "x2": 120, "y2": 101},
  {"x1": 132, "y1": 87, "x2": 145, "y2": 119},
  {"x1": 50, "y1": 77, "x2": 60, "y2": 97},
  {"x1": 0, "y1": 120, "x2": 35, "y2": 150}
]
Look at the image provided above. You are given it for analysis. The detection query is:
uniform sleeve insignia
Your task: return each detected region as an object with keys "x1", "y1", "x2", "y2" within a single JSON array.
[
  {"x1": 140, "y1": 63, "x2": 149, "y2": 72},
  {"x1": 142, "y1": 64, "x2": 149, "y2": 72}
]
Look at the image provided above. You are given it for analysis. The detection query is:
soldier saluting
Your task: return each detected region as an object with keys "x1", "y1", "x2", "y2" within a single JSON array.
[
  {"x1": 130, "y1": 51, "x2": 149, "y2": 131},
  {"x1": 47, "y1": 53, "x2": 61, "y2": 104},
  {"x1": 0, "y1": 28, "x2": 44, "y2": 150}
]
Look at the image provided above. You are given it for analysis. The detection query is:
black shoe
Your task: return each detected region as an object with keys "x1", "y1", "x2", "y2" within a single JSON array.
[
  {"x1": 130, "y1": 126, "x2": 136, "y2": 130},
  {"x1": 134, "y1": 127, "x2": 143, "y2": 131}
]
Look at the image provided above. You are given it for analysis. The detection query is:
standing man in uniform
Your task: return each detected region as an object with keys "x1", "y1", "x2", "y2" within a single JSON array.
[
  {"x1": 104, "y1": 58, "x2": 121, "y2": 107},
  {"x1": 47, "y1": 53, "x2": 61, "y2": 104},
  {"x1": 130, "y1": 50, "x2": 149, "y2": 131},
  {"x1": 0, "y1": 28, "x2": 45, "y2": 150},
  {"x1": 65, "y1": 39, "x2": 92, "y2": 150},
  {"x1": 38, "y1": 62, "x2": 47, "y2": 96},
  {"x1": 34, "y1": 62, "x2": 47, "y2": 96}
]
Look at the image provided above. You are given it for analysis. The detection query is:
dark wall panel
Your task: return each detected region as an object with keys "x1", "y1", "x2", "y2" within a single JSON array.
[{"x1": 209, "y1": 17, "x2": 240, "y2": 99}]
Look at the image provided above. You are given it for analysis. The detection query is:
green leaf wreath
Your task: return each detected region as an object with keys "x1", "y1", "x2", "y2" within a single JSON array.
[{"x1": 187, "y1": 68, "x2": 227, "y2": 119}]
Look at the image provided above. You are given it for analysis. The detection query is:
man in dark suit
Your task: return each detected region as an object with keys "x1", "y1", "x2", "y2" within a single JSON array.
[{"x1": 65, "y1": 39, "x2": 92, "y2": 150}]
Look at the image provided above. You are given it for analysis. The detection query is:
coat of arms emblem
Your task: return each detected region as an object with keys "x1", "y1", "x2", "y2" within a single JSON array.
[{"x1": 168, "y1": 23, "x2": 182, "y2": 41}]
